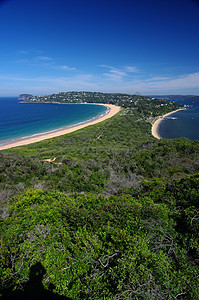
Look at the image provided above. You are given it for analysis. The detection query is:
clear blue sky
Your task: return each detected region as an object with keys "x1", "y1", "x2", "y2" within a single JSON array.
[{"x1": 0, "y1": 0, "x2": 199, "y2": 96}]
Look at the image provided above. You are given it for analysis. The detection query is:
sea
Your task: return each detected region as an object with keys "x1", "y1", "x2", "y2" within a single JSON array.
[
  {"x1": 157, "y1": 99, "x2": 199, "y2": 140},
  {"x1": 0, "y1": 97, "x2": 108, "y2": 146}
]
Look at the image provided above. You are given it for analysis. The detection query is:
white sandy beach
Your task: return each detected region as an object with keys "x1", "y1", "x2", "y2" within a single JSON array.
[
  {"x1": 0, "y1": 104, "x2": 121, "y2": 150},
  {"x1": 152, "y1": 108, "x2": 185, "y2": 139}
]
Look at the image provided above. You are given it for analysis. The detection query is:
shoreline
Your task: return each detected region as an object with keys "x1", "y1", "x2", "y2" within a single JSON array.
[
  {"x1": 151, "y1": 108, "x2": 185, "y2": 139},
  {"x1": 0, "y1": 103, "x2": 121, "y2": 150}
]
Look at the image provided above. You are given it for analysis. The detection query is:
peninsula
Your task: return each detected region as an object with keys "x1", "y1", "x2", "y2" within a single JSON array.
[{"x1": 0, "y1": 92, "x2": 182, "y2": 150}]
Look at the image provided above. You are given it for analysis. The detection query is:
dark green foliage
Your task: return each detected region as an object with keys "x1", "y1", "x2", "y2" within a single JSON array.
[{"x1": 1, "y1": 185, "x2": 199, "y2": 299}]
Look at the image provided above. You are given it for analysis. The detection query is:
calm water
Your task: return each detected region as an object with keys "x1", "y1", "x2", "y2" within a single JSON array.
[
  {"x1": 158, "y1": 100, "x2": 199, "y2": 140},
  {"x1": 0, "y1": 97, "x2": 108, "y2": 146}
]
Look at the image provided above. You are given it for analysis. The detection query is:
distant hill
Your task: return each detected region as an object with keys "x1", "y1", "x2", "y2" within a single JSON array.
[{"x1": 150, "y1": 95, "x2": 199, "y2": 102}]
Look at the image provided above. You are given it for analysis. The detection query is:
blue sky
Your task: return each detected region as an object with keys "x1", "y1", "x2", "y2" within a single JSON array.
[{"x1": 0, "y1": 0, "x2": 199, "y2": 96}]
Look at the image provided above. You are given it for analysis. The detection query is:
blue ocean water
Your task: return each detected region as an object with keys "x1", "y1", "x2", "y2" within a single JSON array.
[
  {"x1": 0, "y1": 97, "x2": 108, "y2": 146},
  {"x1": 158, "y1": 100, "x2": 199, "y2": 140}
]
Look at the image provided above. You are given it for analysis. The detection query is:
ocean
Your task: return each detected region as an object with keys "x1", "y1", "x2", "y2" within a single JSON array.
[
  {"x1": 158, "y1": 100, "x2": 199, "y2": 140},
  {"x1": 0, "y1": 97, "x2": 108, "y2": 146}
]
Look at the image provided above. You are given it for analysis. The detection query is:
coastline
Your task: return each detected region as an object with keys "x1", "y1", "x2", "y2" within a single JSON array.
[
  {"x1": 0, "y1": 104, "x2": 121, "y2": 150},
  {"x1": 152, "y1": 108, "x2": 185, "y2": 139}
]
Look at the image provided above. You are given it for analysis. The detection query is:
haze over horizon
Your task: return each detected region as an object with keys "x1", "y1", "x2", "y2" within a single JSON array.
[{"x1": 0, "y1": 0, "x2": 199, "y2": 96}]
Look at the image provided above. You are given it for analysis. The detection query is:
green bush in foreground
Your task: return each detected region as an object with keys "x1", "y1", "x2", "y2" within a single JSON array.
[{"x1": 1, "y1": 181, "x2": 198, "y2": 299}]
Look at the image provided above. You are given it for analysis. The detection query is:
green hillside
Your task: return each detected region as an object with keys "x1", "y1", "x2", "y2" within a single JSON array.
[{"x1": 0, "y1": 93, "x2": 198, "y2": 299}]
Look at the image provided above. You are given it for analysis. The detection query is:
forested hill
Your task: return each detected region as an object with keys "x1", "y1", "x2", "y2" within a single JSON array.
[
  {"x1": 151, "y1": 95, "x2": 199, "y2": 102},
  {"x1": 1, "y1": 93, "x2": 199, "y2": 299},
  {"x1": 23, "y1": 91, "x2": 152, "y2": 105},
  {"x1": 23, "y1": 91, "x2": 182, "y2": 108},
  {"x1": 22, "y1": 91, "x2": 183, "y2": 118}
]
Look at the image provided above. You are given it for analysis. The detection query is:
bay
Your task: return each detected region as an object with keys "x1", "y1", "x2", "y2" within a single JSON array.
[
  {"x1": 0, "y1": 97, "x2": 108, "y2": 146},
  {"x1": 158, "y1": 100, "x2": 199, "y2": 140}
]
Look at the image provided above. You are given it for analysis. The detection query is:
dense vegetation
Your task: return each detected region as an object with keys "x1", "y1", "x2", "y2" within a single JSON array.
[
  {"x1": 0, "y1": 93, "x2": 198, "y2": 299},
  {"x1": 25, "y1": 91, "x2": 182, "y2": 110}
]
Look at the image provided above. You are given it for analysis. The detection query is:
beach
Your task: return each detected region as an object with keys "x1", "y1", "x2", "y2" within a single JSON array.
[
  {"x1": 152, "y1": 108, "x2": 185, "y2": 139},
  {"x1": 0, "y1": 104, "x2": 121, "y2": 150}
]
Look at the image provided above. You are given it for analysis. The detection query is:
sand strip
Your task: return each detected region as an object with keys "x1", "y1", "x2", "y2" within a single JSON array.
[
  {"x1": 0, "y1": 104, "x2": 121, "y2": 150},
  {"x1": 152, "y1": 108, "x2": 185, "y2": 139}
]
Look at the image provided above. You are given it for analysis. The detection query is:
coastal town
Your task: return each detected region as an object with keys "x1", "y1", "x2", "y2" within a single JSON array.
[{"x1": 20, "y1": 91, "x2": 182, "y2": 120}]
